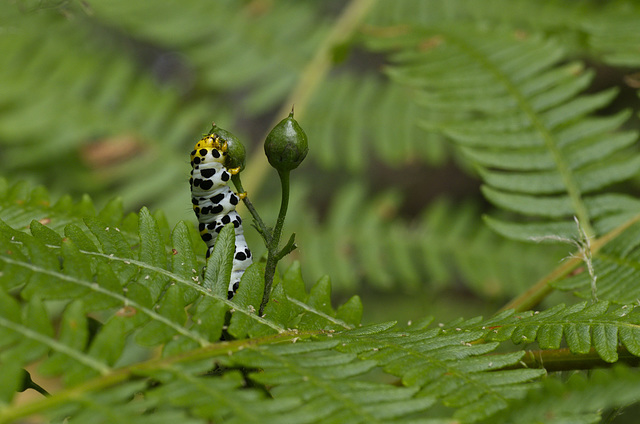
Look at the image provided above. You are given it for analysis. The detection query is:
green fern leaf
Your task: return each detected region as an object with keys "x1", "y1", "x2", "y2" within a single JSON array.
[
  {"x1": 301, "y1": 74, "x2": 448, "y2": 172},
  {"x1": 146, "y1": 368, "x2": 296, "y2": 424},
  {"x1": 227, "y1": 263, "x2": 269, "y2": 339},
  {"x1": 493, "y1": 366, "x2": 640, "y2": 424},
  {"x1": 335, "y1": 323, "x2": 545, "y2": 423},
  {"x1": 479, "y1": 301, "x2": 640, "y2": 363},
  {"x1": 38, "y1": 301, "x2": 92, "y2": 386},
  {"x1": 168, "y1": 221, "x2": 200, "y2": 304},
  {"x1": 226, "y1": 341, "x2": 433, "y2": 423},
  {"x1": 199, "y1": 224, "x2": 234, "y2": 296},
  {"x1": 283, "y1": 181, "x2": 565, "y2": 294},
  {"x1": 374, "y1": 26, "x2": 639, "y2": 241}
]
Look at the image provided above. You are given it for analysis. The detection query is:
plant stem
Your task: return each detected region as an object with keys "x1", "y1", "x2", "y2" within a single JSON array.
[
  {"x1": 234, "y1": 168, "x2": 296, "y2": 315},
  {"x1": 272, "y1": 170, "x2": 291, "y2": 255},
  {"x1": 503, "y1": 347, "x2": 640, "y2": 372},
  {"x1": 259, "y1": 170, "x2": 291, "y2": 316},
  {"x1": 231, "y1": 174, "x2": 271, "y2": 244}
]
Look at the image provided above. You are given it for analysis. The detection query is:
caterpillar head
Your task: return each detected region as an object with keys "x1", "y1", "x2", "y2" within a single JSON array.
[
  {"x1": 191, "y1": 134, "x2": 228, "y2": 166},
  {"x1": 208, "y1": 124, "x2": 246, "y2": 171},
  {"x1": 191, "y1": 124, "x2": 247, "y2": 171}
]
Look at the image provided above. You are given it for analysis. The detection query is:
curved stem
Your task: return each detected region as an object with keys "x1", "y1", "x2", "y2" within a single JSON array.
[
  {"x1": 232, "y1": 174, "x2": 271, "y2": 244},
  {"x1": 272, "y1": 170, "x2": 290, "y2": 249},
  {"x1": 233, "y1": 167, "x2": 297, "y2": 316},
  {"x1": 259, "y1": 170, "x2": 291, "y2": 316}
]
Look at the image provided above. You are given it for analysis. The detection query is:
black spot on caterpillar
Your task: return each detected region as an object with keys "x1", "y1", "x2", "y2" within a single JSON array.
[{"x1": 190, "y1": 133, "x2": 252, "y2": 299}]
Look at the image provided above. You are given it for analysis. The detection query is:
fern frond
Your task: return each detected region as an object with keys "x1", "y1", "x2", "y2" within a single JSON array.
[
  {"x1": 334, "y1": 322, "x2": 545, "y2": 423},
  {"x1": 0, "y1": 334, "x2": 306, "y2": 424},
  {"x1": 0, "y1": 181, "x2": 555, "y2": 422},
  {"x1": 0, "y1": 178, "x2": 362, "y2": 334},
  {"x1": 471, "y1": 301, "x2": 640, "y2": 364},
  {"x1": 0, "y1": 319, "x2": 545, "y2": 423},
  {"x1": 368, "y1": 0, "x2": 640, "y2": 66},
  {"x1": 0, "y1": 3, "x2": 226, "y2": 218},
  {"x1": 146, "y1": 368, "x2": 300, "y2": 424},
  {"x1": 4, "y1": 220, "x2": 640, "y2": 424},
  {"x1": 366, "y1": 25, "x2": 640, "y2": 241},
  {"x1": 226, "y1": 340, "x2": 435, "y2": 423},
  {"x1": 0, "y1": 182, "x2": 361, "y2": 385},
  {"x1": 0, "y1": 178, "x2": 106, "y2": 233},
  {"x1": 2, "y1": 332, "x2": 435, "y2": 423},
  {"x1": 87, "y1": 0, "x2": 330, "y2": 114},
  {"x1": 578, "y1": 3, "x2": 640, "y2": 66},
  {"x1": 492, "y1": 366, "x2": 640, "y2": 424},
  {"x1": 278, "y1": 181, "x2": 565, "y2": 295},
  {"x1": 0, "y1": 1, "x2": 368, "y2": 220},
  {"x1": 301, "y1": 74, "x2": 450, "y2": 172}
]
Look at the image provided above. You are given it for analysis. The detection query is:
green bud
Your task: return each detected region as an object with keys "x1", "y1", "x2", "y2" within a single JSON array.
[
  {"x1": 209, "y1": 123, "x2": 247, "y2": 171},
  {"x1": 264, "y1": 111, "x2": 308, "y2": 172}
]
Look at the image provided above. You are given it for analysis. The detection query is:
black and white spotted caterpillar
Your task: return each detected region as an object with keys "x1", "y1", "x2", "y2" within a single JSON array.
[{"x1": 190, "y1": 132, "x2": 252, "y2": 299}]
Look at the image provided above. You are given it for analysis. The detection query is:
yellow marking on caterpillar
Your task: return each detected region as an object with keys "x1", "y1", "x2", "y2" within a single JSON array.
[
  {"x1": 191, "y1": 134, "x2": 229, "y2": 164},
  {"x1": 227, "y1": 166, "x2": 242, "y2": 175}
]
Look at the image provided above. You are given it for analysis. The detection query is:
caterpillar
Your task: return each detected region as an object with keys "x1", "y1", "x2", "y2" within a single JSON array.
[{"x1": 190, "y1": 131, "x2": 252, "y2": 299}]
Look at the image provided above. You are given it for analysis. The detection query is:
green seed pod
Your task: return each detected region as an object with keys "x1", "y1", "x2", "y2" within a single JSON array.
[
  {"x1": 264, "y1": 111, "x2": 308, "y2": 172},
  {"x1": 209, "y1": 123, "x2": 247, "y2": 171}
]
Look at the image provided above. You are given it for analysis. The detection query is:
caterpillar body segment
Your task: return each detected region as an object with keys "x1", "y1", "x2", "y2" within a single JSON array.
[{"x1": 190, "y1": 133, "x2": 252, "y2": 299}]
